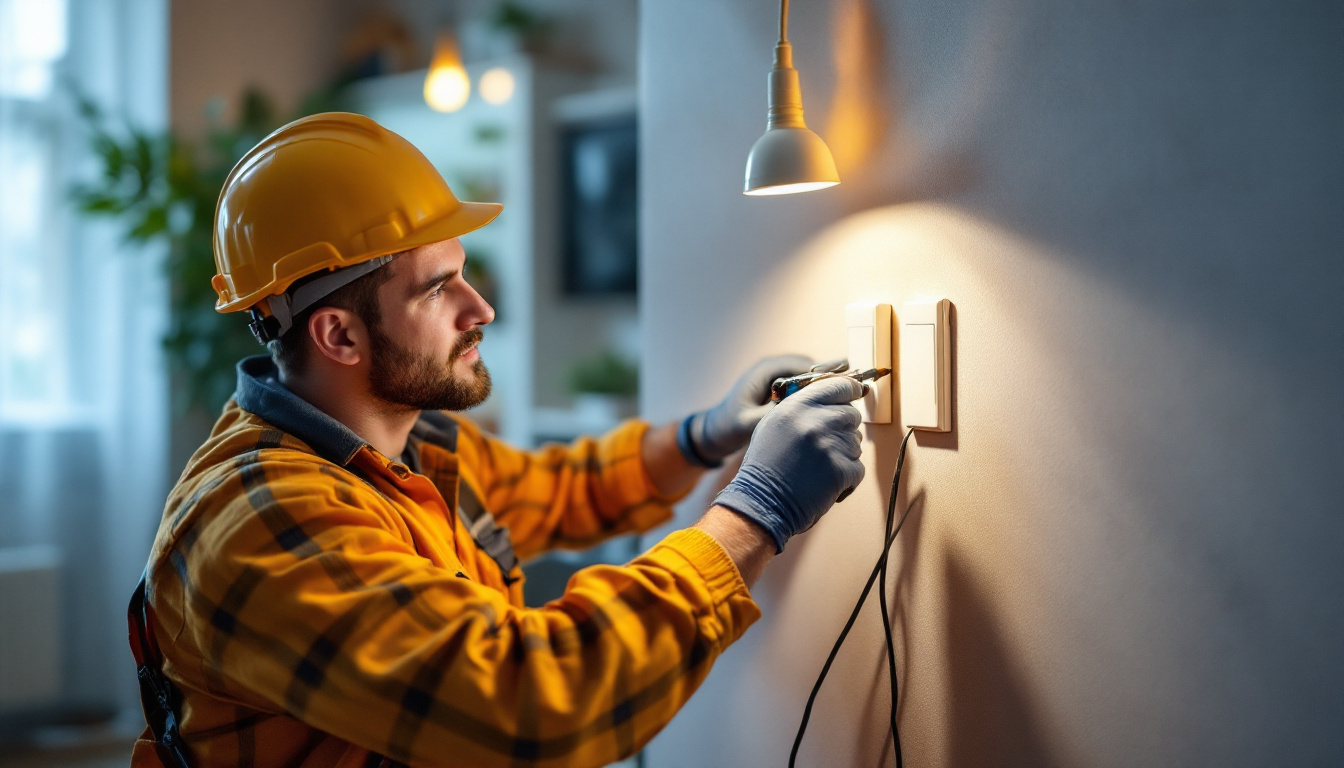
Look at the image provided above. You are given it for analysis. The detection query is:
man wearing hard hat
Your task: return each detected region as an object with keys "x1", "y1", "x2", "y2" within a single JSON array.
[{"x1": 130, "y1": 113, "x2": 865, "y2": 767}]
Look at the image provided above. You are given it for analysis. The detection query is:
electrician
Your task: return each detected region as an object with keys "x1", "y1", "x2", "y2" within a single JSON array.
[{"x1": 129, "y1": 112, "x2": 865, "y2": 768}]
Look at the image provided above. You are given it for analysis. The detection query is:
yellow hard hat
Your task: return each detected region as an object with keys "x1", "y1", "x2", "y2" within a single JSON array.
[{"x1": 210, "y1": 112, "x2": 502, "y2": 342}]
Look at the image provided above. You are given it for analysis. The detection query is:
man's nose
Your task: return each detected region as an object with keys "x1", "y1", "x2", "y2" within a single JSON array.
[{"x1": 460, "y1": 281, "x2": 494, "y2": 329}]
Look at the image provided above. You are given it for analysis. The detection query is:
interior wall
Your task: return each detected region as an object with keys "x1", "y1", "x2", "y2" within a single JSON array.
[
  {"x1": 170, "y1": 0, "x2": 638, "y2": 139},
  {"x1": 638, "y1": 1, "x2": 1343, "y2": 766},
  {"x1": 386, "y1": 0, "x2": 639, "y2": 89},
  {"x1": 169, "y1": 0, "x2": 356, "y2": 139}
]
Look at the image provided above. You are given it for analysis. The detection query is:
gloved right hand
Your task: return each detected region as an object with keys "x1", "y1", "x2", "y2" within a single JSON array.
[{"x1": 712, "y1": 377, "x2": 866, "y2": 553}]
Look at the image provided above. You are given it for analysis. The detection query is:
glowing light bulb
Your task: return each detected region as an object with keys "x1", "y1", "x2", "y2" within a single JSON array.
[
  {"x1": 479, "y1": 67, "x2": 515, "y2": 105},
  {"x1": 424, "y1": 34, "x2": 470, "y2": 113}
]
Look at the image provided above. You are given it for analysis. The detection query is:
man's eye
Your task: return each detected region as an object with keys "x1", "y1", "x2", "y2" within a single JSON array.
[{"x1": 429, "y1": 285, "x2": 444, "y2": 298}]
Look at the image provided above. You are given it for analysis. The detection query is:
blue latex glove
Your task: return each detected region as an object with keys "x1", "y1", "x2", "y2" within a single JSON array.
[
  {"x1": 679, "y1": 354, "x2": 817, "y2": 467},
  {"x1": 712, "y1": 376, "x2": 867, "y2": 552}
]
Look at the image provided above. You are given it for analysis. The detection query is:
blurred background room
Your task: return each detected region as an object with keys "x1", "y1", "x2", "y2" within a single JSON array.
[{"x1": 1, "y1": 0, "x2": 1341, "y2": 766}]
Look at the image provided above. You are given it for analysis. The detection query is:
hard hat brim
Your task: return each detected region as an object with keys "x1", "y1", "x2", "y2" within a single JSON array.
[
  {"x1": 405, "y1": 199, "x2": 504, "y2": 256},
  {"x1": 215, "y1": 199, "x2": 503, "y2": 313}
]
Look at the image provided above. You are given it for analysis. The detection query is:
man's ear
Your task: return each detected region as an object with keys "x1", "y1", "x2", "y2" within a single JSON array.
[{"x1": 307, "y1": 307, "x2": 367, "y2": 367}]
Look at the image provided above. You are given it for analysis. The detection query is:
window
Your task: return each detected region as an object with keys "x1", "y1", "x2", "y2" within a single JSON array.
[{"x1": 0, "y1": 0, "x2": 72, "y2": 419}]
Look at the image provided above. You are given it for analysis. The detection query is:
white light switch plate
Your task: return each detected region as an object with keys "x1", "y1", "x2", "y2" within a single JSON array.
[
  {"x1": 846, "y1": 302, "x2": 892, "y2": 423},
  {"x1": 900, "y1": 299, "x2": 952, "y2": 432}
]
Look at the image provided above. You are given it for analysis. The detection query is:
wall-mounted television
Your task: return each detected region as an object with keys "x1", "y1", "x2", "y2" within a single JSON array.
[{"x1": 560, "y1": 115, "x2": 637, "y2": 296}]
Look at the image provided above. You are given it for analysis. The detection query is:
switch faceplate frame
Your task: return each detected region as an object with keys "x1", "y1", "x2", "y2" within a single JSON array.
[
  {"x1": 899, "y1": 299, "x2": 952, "y2": 432},
  {"x1": 846, "y1": 302, "x2": 893, "y2": 424}
]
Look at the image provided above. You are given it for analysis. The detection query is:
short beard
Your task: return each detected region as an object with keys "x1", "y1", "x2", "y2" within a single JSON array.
[{"x1": 368, "y1": 326, "x2": 492, "y2": 412}]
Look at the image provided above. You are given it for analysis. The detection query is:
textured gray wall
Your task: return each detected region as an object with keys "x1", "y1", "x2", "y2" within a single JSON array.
[{"x1": 638, "y1": 1, "x2": 1343, "y2": 765}]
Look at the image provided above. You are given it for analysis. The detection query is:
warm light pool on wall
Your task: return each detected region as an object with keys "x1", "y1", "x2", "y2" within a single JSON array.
[
  {"x1": 424, "y1": 32, "x2": 470, "y2": 113},
  {"x1": 744, "y1": 0, "x2": 840, "y2": 196}
]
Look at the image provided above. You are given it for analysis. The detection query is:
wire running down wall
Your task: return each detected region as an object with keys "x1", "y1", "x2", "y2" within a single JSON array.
[{"x1": 637, "y1": 1, "x2": 1344, "y2": 765}]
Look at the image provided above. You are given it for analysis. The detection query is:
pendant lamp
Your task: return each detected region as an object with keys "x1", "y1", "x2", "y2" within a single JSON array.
[
  {"x1": 743, "y1": 0, "x2": 840, "y2": 196},
  {"x1": 424, "y1": 32, "x2": 470, "y2": 113}
]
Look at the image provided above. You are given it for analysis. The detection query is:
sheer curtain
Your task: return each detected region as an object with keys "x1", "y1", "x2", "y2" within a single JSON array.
[{"x1": 0, "y1": 0, "x2": 168, "y2": 726}]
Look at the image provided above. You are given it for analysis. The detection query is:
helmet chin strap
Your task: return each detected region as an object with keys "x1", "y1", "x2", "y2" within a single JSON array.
[{"x1": 248, "y1": 253, "x2": 397, "y2": 345}]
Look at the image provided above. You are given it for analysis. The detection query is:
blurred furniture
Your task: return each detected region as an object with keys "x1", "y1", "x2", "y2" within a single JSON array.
[{"x1": 0, "y1": 547, "x2": 60, "y2": 714}]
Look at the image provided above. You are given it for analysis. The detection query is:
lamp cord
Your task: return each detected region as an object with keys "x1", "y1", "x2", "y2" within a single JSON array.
[{"x1": 788, "y1": 427, "x2": 916, "y2": 768}]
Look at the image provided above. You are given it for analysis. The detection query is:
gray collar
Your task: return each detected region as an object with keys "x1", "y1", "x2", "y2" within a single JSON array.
[{"x1": 234, "y1": 355, "x2": 368, "y2": 465}]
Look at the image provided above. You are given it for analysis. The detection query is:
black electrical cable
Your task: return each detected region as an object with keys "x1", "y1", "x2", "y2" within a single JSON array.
[
  {"x1": 788, "y1": 427, "x2": 916, "y2": 768},
  {"x1": 876, "y1": 432, "x2": 906, "y2": 768}
]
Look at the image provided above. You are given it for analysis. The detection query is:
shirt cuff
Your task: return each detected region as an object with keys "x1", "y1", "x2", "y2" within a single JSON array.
[{"x1": 643, "y1": 528, "x2": 761, "y2": 647}]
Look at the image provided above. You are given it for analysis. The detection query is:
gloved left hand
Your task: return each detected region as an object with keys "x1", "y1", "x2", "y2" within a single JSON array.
[{"x1": 679, "y1": 355, "x2": 845, "y2": 467}]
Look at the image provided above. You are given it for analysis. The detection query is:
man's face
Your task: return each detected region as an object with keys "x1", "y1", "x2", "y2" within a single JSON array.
[{"x1": 366, "y1": 238, "x2": 494, "y2": 412}]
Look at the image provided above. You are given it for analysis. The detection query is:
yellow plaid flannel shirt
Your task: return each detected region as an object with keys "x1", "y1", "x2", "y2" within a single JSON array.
[{"x1": 133, "y1": 356, "x2": 760, "y2": 767}]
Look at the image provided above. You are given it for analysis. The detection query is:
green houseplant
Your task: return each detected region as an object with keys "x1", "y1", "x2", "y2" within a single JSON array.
[
  {"x1": 70, "y1": 87, "x2": 348, "y2": 412},
  {"x1": 566, "y1": 349, "x2": 639, "y2": 422},
  {"x1": 567, "y1": 349, "x2": 639, "y2": 398}
]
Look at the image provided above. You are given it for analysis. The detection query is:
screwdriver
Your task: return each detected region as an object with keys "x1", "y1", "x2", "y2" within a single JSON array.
[{"x1": 770, "y1": 367, "x2": 892, "y2": 403}]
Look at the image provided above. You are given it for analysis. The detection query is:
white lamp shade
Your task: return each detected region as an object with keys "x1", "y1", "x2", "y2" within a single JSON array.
[{"x1": 744, "y1": 126, "x2": 840, "y2": 195}]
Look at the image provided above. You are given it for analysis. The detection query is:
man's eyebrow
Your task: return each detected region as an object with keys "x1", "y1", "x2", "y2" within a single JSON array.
[{"x1": 413, "y1": 269, "x2": 457, "y2": 296}]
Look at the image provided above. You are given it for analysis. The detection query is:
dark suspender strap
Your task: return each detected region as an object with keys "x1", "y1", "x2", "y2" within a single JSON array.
[
  {"x1": 128, "y1": 570, "x2": 193, "y2": 768},
  {"x1": 410, "y1": 411, "x2": 521, "y2": 586},
  {"x1": 457, "y1": 481, "x2": 520, "y2": 585}
]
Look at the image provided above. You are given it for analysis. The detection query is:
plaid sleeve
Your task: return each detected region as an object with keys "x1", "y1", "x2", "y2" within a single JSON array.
[
  {"x1": 457, "y1": 417, "x2": 688, "y2": 560},
  {"x1": 179, "y1": 455, "x2": 759, "y2": 767}
]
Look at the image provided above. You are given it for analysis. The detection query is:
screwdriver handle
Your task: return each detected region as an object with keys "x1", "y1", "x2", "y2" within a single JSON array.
[
  {"x1": 770, "y1": 367, "x2": 889, "y2": 403},
  {"x1": 770, "y1": 371, "x2": 840, "y2": 403}
]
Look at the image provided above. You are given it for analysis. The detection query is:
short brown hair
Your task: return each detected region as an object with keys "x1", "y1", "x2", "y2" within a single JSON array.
[{"x1": 267, "y1": 259, "x2": 397, "y2": 376}]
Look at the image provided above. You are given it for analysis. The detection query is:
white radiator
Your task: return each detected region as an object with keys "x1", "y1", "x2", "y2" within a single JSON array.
[{"x1": 0, "y1": 546, "x2": 61, "y2": 712}]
